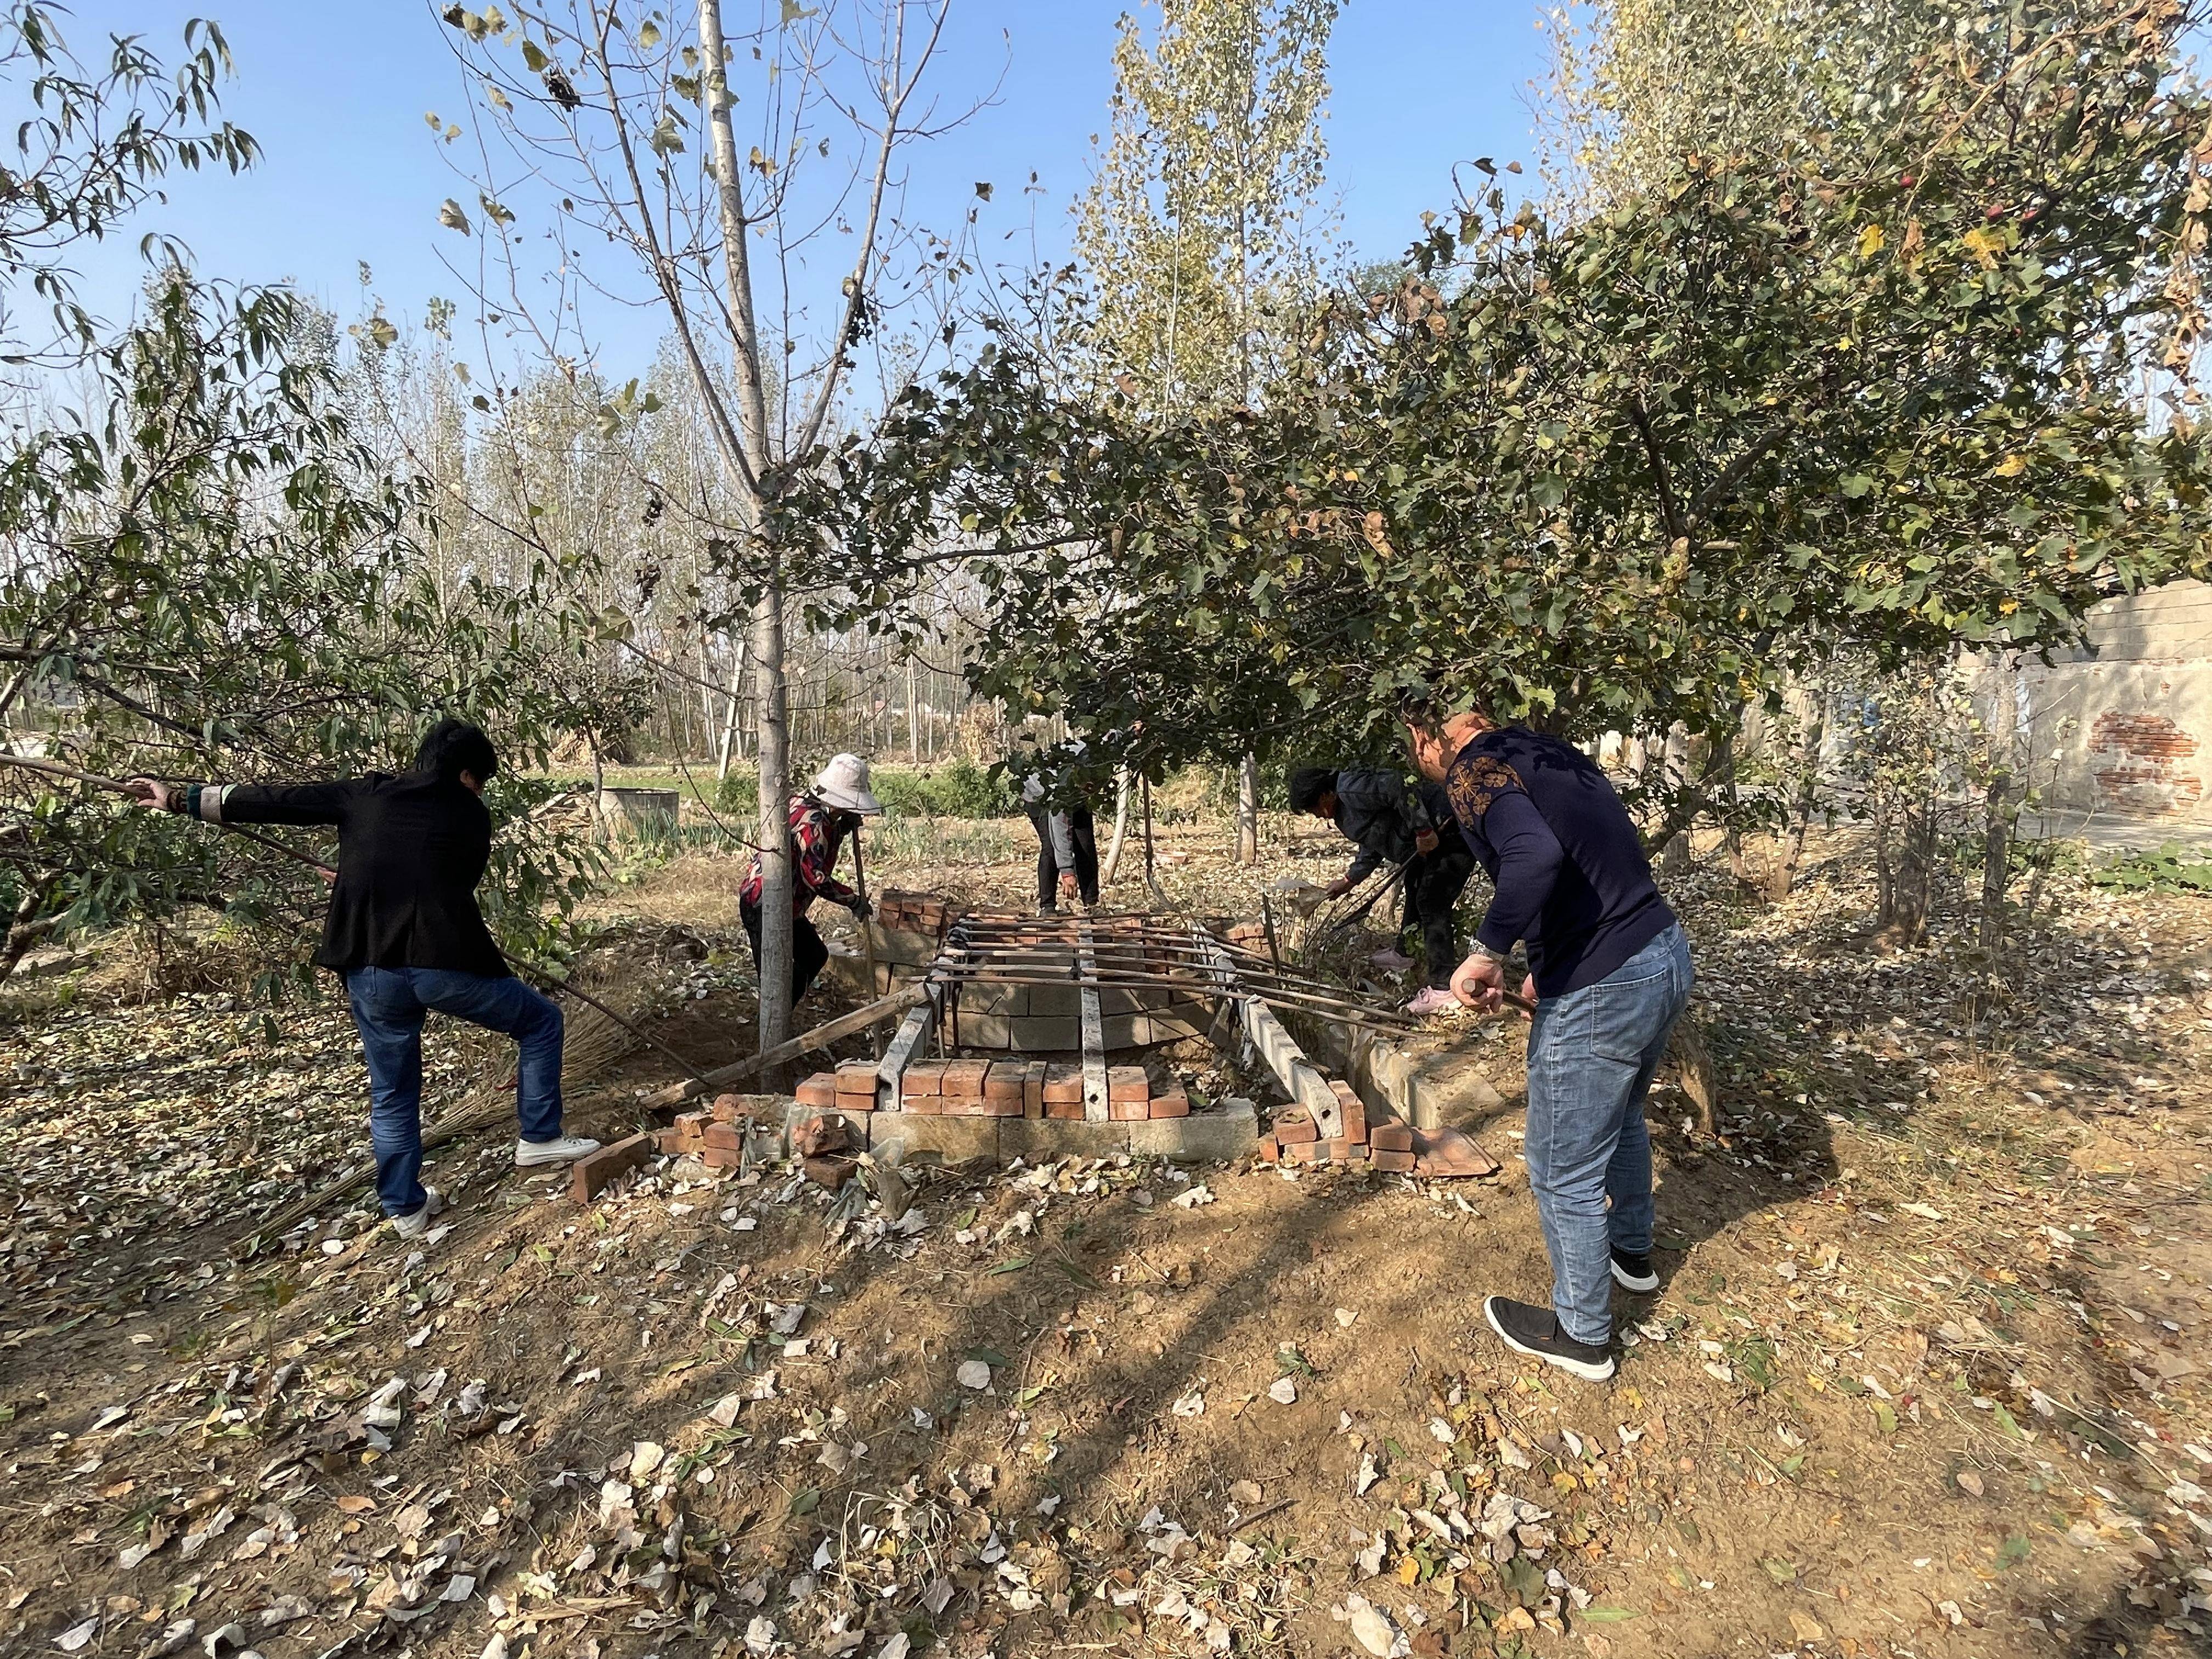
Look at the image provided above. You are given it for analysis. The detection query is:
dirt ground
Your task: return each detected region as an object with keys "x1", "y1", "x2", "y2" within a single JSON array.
[{"x1": 3, "y1": 813, "x2": 2210, "y2": 1659}]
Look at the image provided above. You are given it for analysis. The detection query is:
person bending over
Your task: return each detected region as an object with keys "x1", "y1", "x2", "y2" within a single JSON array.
[
  {"x1": 1403, "y1": 701, "x2": 1694, "y2": 1383},
  {"x1": 126, "y1": 718, "x2": 601, "y2": 1239},
  {"x1": 1288, "y1": 764, "x2": 1474, "y2": 1015},
  {"x1": 1022, "y1": 749, "x2": 1100, "y2": 915},
  {"x1": 740, "y1": 753, "x2": 882, "y2": 1003}
]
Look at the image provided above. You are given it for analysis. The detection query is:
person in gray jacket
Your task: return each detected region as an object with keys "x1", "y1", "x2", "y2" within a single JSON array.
[
  {"x1": 1289, "y1": 765, "x2": 1474, "y2": 1014},
  {"x1": 1023, "y1": 763, "x2": 1099, "y2": 913}
]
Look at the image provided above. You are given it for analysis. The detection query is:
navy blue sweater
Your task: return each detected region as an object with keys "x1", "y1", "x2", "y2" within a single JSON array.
[{"x1": 1444, "y1": 727, "x2": 1674, "y2": 997}]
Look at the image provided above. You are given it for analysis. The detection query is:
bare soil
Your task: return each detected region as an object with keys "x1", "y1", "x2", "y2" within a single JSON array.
[{"x1": 3, "y1": 819, "x2": 2209, "y2": 1659}]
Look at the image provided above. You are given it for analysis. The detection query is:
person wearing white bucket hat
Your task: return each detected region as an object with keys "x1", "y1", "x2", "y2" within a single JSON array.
[{"x1": 740, "y1": 752, "x2": 883, "y2": 1004}]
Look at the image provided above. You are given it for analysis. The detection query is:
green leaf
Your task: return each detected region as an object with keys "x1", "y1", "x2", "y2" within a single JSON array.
[
  {"x1": 788, "y1": 1487, "x2": 821, "y2": 1516},
  {"x1": 986, "y1": 1256, "x2": 1031, "y2": 1277},
  {"x1": 964, "y1": 1345, "x2": 1010, "y2": 1366},
  {"x1": 1873, "y1": 1401, "x2": 1898, "y2": 1434},
  {"x1": 1579, "y1": 1605, "x2": 1641, "y2": 1623},
  {"x1": 1761, "y1": 1559, "x2": 1798, "y2": 1585},
  {"x1": 1991, "y1": 1403, "x2": 2028, "y2": 1440}
]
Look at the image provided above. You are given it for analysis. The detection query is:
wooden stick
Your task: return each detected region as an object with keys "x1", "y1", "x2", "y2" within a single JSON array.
[
  {"x1": 851, "y1": 824, "x2": 883, "y2": 1059},
  {"x1": 641, "y1": 983, "x2": 929, "y2": 1109}
]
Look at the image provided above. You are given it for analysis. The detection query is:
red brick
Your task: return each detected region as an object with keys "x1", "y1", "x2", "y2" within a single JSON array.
[
  {"x1": 1108, "y1": 1065, "x2": 1149, "y2": 1103},
  {"x1": 901, "y1": 1062, "x2": 944, "y2": 1098},
  {"x1": 1330, "y1": 1081, "x2": 1369, "y2": 1146},
  {"x1": 795, "y1": 1073, "x2": 837, "y2": 1108},
  {"x1": 1041, "y1": 1063, "x2": 1085, "y2": 1104},
  {"x1": 800, "y1": 1154, "x2": 853, "y2": 1190},
  {"x1": 1019, "y1": 1060, "x2": 1047, "y2": 1115},
  {"x1": 653, "y1": 1127, "x2": 686, "y2": 1155},
  {"x1": 702, "y1": 1144, "x2": 744, "y2": 1170},
  {"x1": 940, "y1": 1058, "x2": 990, "y2": 1097},
  {"x1": 901, "y1": 1093, "x2": 941, "y2": 1115},
  {"x1": 835, "y1": 1092, "x2": 875, "y2": 1114},
  {"x1": 1370, "y1": 1121, "x2": 1414, "y2": 1153},
  {"x1": 710, "y1": 1093, "x2": 748, "y2": 1124},
  {"x1": 1110, "y1": 1097, "x2": 1150, "y2": 1121},
  {"x1": 982, "y1": 1063, "x2": 1026, "y2": 1103},
  {"x1": 703, "y1": 1122, "x2": 744, "y2": 1153},
  {"x1": 1148, "y1": 1091, "x2": 1190, "y2": 1119},
  {"x1": 1045, "y1": 1098, "x2": 1087, "y2": 1120},
  {"x1": 979, "y1": 1093, "x2": 1025, "y2": 1118},
  {"x1": 1282, "y1": 1139, "x2": 1326, "y2": 1164},
  {"x1": 1255, "y1": 1134, "x2": 1280, "y2": 1164},
  {"x1": 835, "y1": 1059, "x2": 879, "y2": 1090},
  {"x1": 568, "y1": 1132, "x2": 654, "y2": 1204},
  {"x1": 1326, "y1": 1136, "x2": 1366, "y2": 1162},
  {"x1": 1273, "y1": 1108, "x2": 1319, "y2": 1146},
  {"x1": 1371, "y1": 1148, "x2": 1417, "y2": 1173},
  {"x1": 940, "y1": 1093, "x2": 990, "y2": 1116}
]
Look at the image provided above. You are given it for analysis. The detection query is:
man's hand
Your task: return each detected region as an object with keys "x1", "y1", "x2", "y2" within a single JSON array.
[
  {"x1": 123, "y1": 778, "x2": 175, "y2": 812},
  {"x1": 1451, "y1": 951, "x2": 1505, "y2": 1013},
  {"x1": 1324, "y1": 877, "x2": 1353, "y2": 900},
  {"x1": 1058, "y1": 871, "x2": 1079, "y2": 900},
  {"x1": 1414, "y1": 828, "x2": 1440, "y2": 855},
  {"x1": 1520, "y1": 974, "x2": 1537, "y2": 1006},
  {"x1": 846, "y1": 894, "x2": 873, "y2": 921}
]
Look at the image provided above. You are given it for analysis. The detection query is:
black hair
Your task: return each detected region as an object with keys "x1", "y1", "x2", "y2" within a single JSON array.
[
  {"x1": 415, "y1": 716, "x2": 499, "y2": 785},
  {"x1": 1286, "y1": 766, "x2": 1338, "y2": 814}
]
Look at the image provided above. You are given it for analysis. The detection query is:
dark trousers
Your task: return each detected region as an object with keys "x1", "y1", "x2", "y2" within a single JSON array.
[
  {"x1": 741, "y1": 900, "x2": 830, "y2": 1005},
  {"x1": 1030, "y1": 804, "x2": 1100, "y2": 909},
  {"x1": 1403, "y1": 849, "x2": 1475, "y2": 988},
  {"x1": 346, "y1": 967, "x2": 565, "y2": 1217}
]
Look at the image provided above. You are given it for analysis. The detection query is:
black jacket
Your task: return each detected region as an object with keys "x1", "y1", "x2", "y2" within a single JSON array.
[
  {"x1": 188, "y1": 771, "x2": 507, "y2": 978},
  {"x1": 1331, "y1": 769, "x2": 1452, "y2": 882}
]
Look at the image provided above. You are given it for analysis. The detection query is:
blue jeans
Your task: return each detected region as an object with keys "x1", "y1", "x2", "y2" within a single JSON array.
[
  {"x1": 1522, "y1": 923, "x2": 1694, "y2": 1345},
  {"x1": 345, "y1": 967, "x2": 565, "y2": 1218}
]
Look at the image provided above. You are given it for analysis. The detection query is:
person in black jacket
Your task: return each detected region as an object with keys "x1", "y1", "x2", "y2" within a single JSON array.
[
  {"x1": 1288, "y1": 765, "x2": 1474, "y2": 1014},
  {"x1": 125, "y1": 719, "x2": 602, "y2": 1238}
]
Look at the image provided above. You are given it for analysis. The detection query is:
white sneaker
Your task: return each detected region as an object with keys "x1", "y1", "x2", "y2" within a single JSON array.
[
  {"x1": 516, "y1": 1135, "x2": 602, "y2": 1169},
  {"x1": 388, "y1": 1187, "x2": 446, "y2": 1239}
]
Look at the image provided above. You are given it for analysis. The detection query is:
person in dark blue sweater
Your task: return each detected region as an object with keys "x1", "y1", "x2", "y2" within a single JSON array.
[{"x1": 1404, "y1": 701, "x2": 1695, "y2": 1382}]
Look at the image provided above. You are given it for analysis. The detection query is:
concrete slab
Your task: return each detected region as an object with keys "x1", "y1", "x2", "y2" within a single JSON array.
[
  {"x1": 1000, "y1": 1118, "x2": 1130, "y2": 1162},
  {"x1": 1127, "y1": 1101, "x2": 1260, "y2": 1164},
  {"x1": 868, "y1": 1115, "x2": 996, "y2": 1164}
]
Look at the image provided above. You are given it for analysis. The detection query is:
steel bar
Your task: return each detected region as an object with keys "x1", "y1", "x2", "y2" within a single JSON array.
[
  {"x1": 929, "y1": 969, "x2": 1426, "y2": 1033},
  {"x1": 1186, "y1": 926, "x2": 1346, "y2": 1136}
]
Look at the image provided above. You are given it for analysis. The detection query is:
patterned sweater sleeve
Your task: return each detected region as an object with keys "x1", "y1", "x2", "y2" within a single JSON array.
[{"x1": 792, "y1": 804, "x2": 857, "y2": 906}]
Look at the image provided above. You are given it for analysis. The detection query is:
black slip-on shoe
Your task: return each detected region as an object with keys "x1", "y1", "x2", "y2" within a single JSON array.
[
  {"x1": 1482, "y1": 1295, "x2": 1616, "y2": 1382},
  {"x1": 1611, "y1": 1248, "x2": 1660, "y2": 1293}
]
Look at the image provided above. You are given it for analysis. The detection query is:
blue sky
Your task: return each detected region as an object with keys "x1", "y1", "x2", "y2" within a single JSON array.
[{"x1": 78, "y1": 1, "x2": 1552, "y2": 374}]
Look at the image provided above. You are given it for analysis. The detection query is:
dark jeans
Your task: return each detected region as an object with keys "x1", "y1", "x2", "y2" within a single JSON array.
[
  {"x1": 741, "y1": 899, "x2": 830, "y2": 1005},
  {"x1": 1030, "y1": 804, "x2": 1099, "y2": 909},
  {"x1": 1523, "y1": 923, "x2": 1694, "y2": 1344},
  {"x1": 1402, "y1": 849, "x2": 1475, "y2": 988},
  {"x1": 345, "y1": 966, "x2": 565, "y2": 1218}
]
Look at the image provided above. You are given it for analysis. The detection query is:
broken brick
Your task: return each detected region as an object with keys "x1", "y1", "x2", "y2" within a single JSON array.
[
  {"x1": 1370, "y1": 1147, "x2": 1417, "y2": 1173},
  {"x1": 1273, "y1": 1108, "x2": 1319, "y2": 1146},
  {"x1": 800, "y1": 1154, "x2": 853, "y2": 1190},
  {"x1": 1255, "y1": 1134, "x2": 1280, "y2": 1164},
  {"x1": 710, "y1": 1092, "x2": 748, "y2": 1124},
  {"x1": 1107, "y1": 1065, "x2": 1149, "y2": 1103},
  {"x1": 981, "y1": 1063, "x2": 1026, "y2": 1104},
  {"x1": 568, "y1": 1132, "x2": 654, "y2": 1204},
  {"x1": 795, "y1": 1073, "x2": 837, "y2": 1108},
  {"x1": 1041, "y1": 1062, "x2": 1085, "y2": 1104},
  {"x1": 1330, "y1": 1080, "x2": 1368, "y2": 1146},
  {"x1": 1369, "y1": 1120, "x2": 1415, "y2": 1154},
  {"x1": 1148, "y1": 1090, "x2": 1190, "y2": 1119},
  {"x1": 791, "y1": 1114, "x2": 853, "y2": 1160}
]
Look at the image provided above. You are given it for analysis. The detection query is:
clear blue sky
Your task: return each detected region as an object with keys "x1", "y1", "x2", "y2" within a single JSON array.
[{"x1": 79, "y1": 1, "x2": 1551, "y2": 374}]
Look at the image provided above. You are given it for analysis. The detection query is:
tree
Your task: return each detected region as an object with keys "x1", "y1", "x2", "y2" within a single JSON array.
[
  {"x1": 1073, "y1": 0, "x2": 1338, "y2": 862},
  {"x1": 432, "y1": 0, "x2": 980, "y2": 1064},
  {"x1": 825, "y1": 0, "x2": 2212, "y2": 840}
]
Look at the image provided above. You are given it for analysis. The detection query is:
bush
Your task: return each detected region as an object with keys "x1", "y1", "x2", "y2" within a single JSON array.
[
  {"x1": 2091, "y1": 842, "x2": 2212, "y2": 893},
  {"x1": 715, "y1": 759, "x2": 1015, "y2": 820},
  {"x1": 712, "y1": 765, "x2": 761, "y2": 816}
]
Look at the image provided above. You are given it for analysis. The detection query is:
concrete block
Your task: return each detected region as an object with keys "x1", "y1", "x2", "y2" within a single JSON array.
[
  {"x1": 868, "y1": 1114, "x2": 996, "y2": 1164},
  {"x1": 999, "y1": 1117, "x2": 1129, "y2": 1162},
  {"x1": 1010, "y1": 1015, "x2": 1082, "y2": 1051},
  {"x1": 1127, "y1": 1101, "x2": 1259, "y2": 1164}
]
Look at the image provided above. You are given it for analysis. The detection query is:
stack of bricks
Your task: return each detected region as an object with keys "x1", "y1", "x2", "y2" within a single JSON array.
[
  {"x1": 874, "y1": 889, "x2": 952, "y2": 936},
  {"x1": 794, "y1": 1060, "x2": 881, "y2": 1113},
  {"x1": 1219, "y1": 918, "x2": 1272, "y2": 954},
  {"x1": 1255, "y1": 1082, "x2": 1417, "y2": 1172},
  {"x1": 897, "y1": 1058, "x2": 1191, "y2": 1119},
  {"x1": 655, "y1": 1092, "x2": 766, "y2": 1170}
]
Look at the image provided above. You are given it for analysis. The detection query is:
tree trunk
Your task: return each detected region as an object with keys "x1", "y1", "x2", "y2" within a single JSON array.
[
  {"x1": 906, "y1": 657, "x2": 920, "y2": 762},
  {"x1": 1236, "y1": 751, "x2": 1260, "y2": 866},
  {"x1": 1769, "y1": 691, "x2": 1828, "y2": 900},
  {"x1": 1979, "y1": 650, "x2": 2019, "y2": 953},
  {"x1": 0, "y1": 876, "x2": 61, "y2": 987},
  {"x1": 751, "y1": 578, "x2": 795, "y2": 1070},
  {"x1": 1102, "y1": 767, "x2": 1132, "y2": 883},
  {"x1": 716, "y1": 636, "x2": 749, "y2": 778}
]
